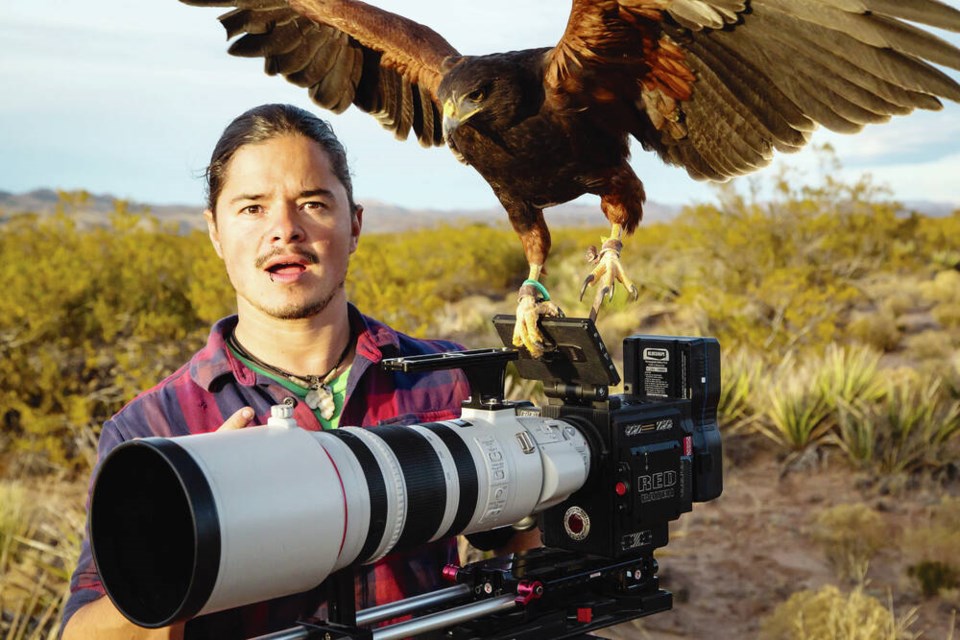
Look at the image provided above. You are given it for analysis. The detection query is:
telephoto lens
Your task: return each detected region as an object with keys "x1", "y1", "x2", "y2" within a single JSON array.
[{"x1": 90, "y1": 403, "x2": 591, "y2": 627}]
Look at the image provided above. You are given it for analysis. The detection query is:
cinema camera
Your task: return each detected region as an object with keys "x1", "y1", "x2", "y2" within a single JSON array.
[{"x1": 89, "y1": 316, "x2": 722, "y2": 639}]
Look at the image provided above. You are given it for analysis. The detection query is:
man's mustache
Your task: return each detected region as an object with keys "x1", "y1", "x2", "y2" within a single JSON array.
[{"x1": 254, "y1": 247, "x2": 320, "y2": 270}]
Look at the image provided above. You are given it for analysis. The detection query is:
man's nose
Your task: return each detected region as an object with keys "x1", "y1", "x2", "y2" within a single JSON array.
[{"x1": 269, "y1": 203, "x2": 305, "y2": 243}]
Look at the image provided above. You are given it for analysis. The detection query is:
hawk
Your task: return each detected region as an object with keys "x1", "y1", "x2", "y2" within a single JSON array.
[{"x1": 183, "y1": 0, "x2": 960, "y2": 355}]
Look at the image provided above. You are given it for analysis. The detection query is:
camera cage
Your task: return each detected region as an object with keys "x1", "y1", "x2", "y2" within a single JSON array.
[{"x1": 270, "y1": 315, "x2": 716, "y2": 640}]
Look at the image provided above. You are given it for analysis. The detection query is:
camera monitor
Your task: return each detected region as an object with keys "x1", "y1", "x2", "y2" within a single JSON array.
[{"x1": 492, "y1": 315, "x2": 620, "y2": 387}]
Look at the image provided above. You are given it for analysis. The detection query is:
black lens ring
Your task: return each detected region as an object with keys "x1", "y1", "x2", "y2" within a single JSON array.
[
  {"x1": 330, "y1": 430, "x2": 388, "y2": 563},
  {"x1": 420, "y1": 423, "x2": 479, "y2": 539},
  {"x1": 373, "y1": 426, "x2": 446, "y2": 551},
  {"x1": 90, "y1": 438, "x2": 220, "y2": 627}
]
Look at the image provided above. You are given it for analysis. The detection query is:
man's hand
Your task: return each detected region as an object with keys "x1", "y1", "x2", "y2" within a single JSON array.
[
  {"x1": 218, "y1": 407, "x2": 254, "y2": 431},
  {"x1": 62, "y1": 596, "x2": 184, "y2": 640}
]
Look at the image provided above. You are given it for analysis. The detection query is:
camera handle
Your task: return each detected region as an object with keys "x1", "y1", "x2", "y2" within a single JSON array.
[{"x1": 382, "y1": 347, "x2": 519, "y2": 410}]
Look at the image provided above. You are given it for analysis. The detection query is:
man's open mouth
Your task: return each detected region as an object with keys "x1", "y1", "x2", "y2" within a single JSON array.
[{"x1": 266, "y1": 263, "x2": 307, "y2": 277}]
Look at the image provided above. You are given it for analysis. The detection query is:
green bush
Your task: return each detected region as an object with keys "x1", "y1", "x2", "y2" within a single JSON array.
[{"x1": 0, "y1": 207, "x2": 220, "y2": 471}]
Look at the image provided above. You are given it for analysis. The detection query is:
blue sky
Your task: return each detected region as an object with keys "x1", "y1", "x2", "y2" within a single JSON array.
[{"x1": 2, "y1": 1, "x2": 959, "y2": 210}]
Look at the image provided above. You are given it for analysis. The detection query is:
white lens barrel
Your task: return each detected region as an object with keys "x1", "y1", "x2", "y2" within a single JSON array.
[
  {"x1": 90, "y1": 409, "x2": 591, "y2": 627},
  {"x1": 175, "y1": 426, "x2": 347, "y2": 617}
]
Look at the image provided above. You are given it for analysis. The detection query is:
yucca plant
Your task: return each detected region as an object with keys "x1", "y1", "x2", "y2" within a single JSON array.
[
  {"x1": 755, "y1": 354, "x2": 832, "y2": 453},
  {"x1": 718, "y1": 348, "x2": 764, "y2": 433},
  {"x1": 832, "y1": 399, "x2": 877, "y2": 470},
  {"x1": 814, "y1": 343, "x2": 885, "y2": 411},
  {"x1": 874, "y1": 378, "x2": 960, "y2": 475},
  {"x1": 833, "y1": 377, "x2": 960, "y2": 475}
]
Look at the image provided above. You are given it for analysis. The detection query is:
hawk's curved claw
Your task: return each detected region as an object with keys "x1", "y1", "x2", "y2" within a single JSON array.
[
  {"x1": 579, "y1": 274, "x2": 595, "y2": 301},
  {"x1": 580, "y1": 237, "x2": 638, "y2": 319}
]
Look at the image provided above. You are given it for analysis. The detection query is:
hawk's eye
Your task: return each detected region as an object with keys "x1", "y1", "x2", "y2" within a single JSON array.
[{"x1": 467, "y1": 88, "x2": 486, "y2": 102}]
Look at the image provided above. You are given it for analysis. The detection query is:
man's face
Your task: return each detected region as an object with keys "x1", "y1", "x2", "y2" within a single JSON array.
[{"x1": 205, "y1": 134, "x2": 362, "y2": 321}]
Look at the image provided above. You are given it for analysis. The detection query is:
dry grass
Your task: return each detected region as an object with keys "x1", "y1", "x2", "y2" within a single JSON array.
[{"x1": 0, "y1": 480, "x2": 85, "y2": 640}]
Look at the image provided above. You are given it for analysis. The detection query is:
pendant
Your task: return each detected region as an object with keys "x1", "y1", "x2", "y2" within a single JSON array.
[{"x1": 305, "y1": 384, "x2": 336, "y2": 420}]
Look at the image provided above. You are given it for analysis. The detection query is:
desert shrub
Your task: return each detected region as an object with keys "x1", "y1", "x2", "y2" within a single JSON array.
[
  {"x1": 915, "y1": 210, "x2": 960, "y2": 268},
  {"x1": 349, "y1": 223, "x2": 527, "y2": 336},
  {"x1": 903, "y1": 329, "x2": 960, "y2": 363},
  {"x1": 0, "y1": 206, "x2": 220, "y2": 471},
  {"x1": 759, "y1": 585, "x2": 917, "y2": 640},
  {"x1": 810, "y1": 503, "x2": 887, "y2": 582},
  {"x1": 847, "y1": 310, "x2": 901, "y2": 352},
  {"x1": 921, "y1": 271, "x2": 960, "y2": 331},
  {"x1": 5, "y1": 167, "x2": 960, "y2": 472},
  {"x1": 934, "y1": 303, "x2": 960, "y2": 331},
  {"x1": 658, "y1": 154, "x2": 921, "y2": 354},
  {"x1": 903, "y1": 496, "x2": 960, "y2": 597}
]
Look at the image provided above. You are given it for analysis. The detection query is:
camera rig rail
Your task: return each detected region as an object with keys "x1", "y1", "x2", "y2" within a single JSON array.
[{"x1": 254, "y1": 547, "x2": 670, "y2": 640}]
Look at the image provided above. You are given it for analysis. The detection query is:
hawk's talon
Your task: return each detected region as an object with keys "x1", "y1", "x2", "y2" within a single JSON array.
[
  {"x1": 579, "y1": 274, "x2": 595, "y2": 301},
  {"x1": 580, "y1": 236, "x2": 637, "y2": 318},
  {"x1": 513, "y1": 290, "x2": 563, "y2": 359}
]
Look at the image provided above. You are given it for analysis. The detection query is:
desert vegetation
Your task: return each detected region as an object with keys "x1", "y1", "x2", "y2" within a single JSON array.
[{"x1": 2, "y1": 153, "x2": 959, "y2": 638}]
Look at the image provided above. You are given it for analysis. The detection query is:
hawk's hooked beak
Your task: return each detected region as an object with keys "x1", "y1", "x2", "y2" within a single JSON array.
[{"x1": 442, "y1": 93, "x2": 483, "y2": 141}]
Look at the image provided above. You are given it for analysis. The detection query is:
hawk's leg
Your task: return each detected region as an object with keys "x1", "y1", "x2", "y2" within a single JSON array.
[
  {"x1": 512, "y1": 264, "x2": 563, "y2": 359},
  {"x1": 580, "y1": 223, "x2": 639, "y2": 321}
]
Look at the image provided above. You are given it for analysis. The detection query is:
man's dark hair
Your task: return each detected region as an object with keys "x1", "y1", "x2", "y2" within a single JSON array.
[{"x1": 205, "y1": 103, "x2": 357, "y2": 216}]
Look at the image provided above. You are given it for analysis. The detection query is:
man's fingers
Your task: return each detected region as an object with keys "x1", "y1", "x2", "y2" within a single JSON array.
[{"x1": 218, "y1": 407, "x2": 254, "y2": 432}]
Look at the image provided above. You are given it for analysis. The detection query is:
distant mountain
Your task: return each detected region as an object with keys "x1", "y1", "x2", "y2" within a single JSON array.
[
  {"x1": 0, "y1": 188, "x2": 203, "y2": 234},
  {"x1": 900, "y1": 200, "x2": 959, "y2": 218},
  {"x1": 0, "y1": 188, "x2": 682, "y2": 233},
  {"x1": 2, "y1": 189, "x2": 954, "y2": 234}
]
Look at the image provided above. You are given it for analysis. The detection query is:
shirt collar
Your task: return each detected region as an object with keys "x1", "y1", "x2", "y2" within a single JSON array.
[{"x1": 190, "y1": 305, "x2": 402, "y2": 391}]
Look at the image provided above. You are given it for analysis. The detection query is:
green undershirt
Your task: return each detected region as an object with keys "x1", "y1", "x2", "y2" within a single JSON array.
[{"x1": 227, "y1": 344, "x2": 350, "y2": 430}]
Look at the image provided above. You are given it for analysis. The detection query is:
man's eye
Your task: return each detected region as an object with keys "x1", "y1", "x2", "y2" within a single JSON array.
[
  {"x1": 241, "y1": 205, "x2": 262, "y2": 215},
  {"x1": 302, "y1": 201, "x2": 326, "y2": 211}
]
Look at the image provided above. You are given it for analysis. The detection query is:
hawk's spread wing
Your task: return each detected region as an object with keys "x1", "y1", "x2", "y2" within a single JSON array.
[
  {"x1": 182, "y1": 0, "x2": 460, "y2": 147},
  {"x1": 545, "y1": 0, "x2": 960, "y2": 180}
]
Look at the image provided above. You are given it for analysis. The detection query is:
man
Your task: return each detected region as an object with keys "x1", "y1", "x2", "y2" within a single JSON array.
[{"x1": 61, "y1": 104, "x2": 472, "y2": 639}]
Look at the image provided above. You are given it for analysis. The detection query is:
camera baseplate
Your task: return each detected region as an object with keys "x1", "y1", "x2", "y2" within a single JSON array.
[{"x1": 259, "y1": 547, "x2": 670, "y2": 640}]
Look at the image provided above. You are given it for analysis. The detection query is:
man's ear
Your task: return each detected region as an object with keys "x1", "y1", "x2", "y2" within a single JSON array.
[
  {"x1": 204, "y1": 209, "x2": 224, "y2": 259},
  {"x1": 350, "y1": 204, "x2": 363, "y2": 254}
]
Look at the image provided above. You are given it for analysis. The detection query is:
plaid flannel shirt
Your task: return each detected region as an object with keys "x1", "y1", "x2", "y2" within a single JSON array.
[{"x1": 63, "y1": 305, "x2": 469, "y2": 638}]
